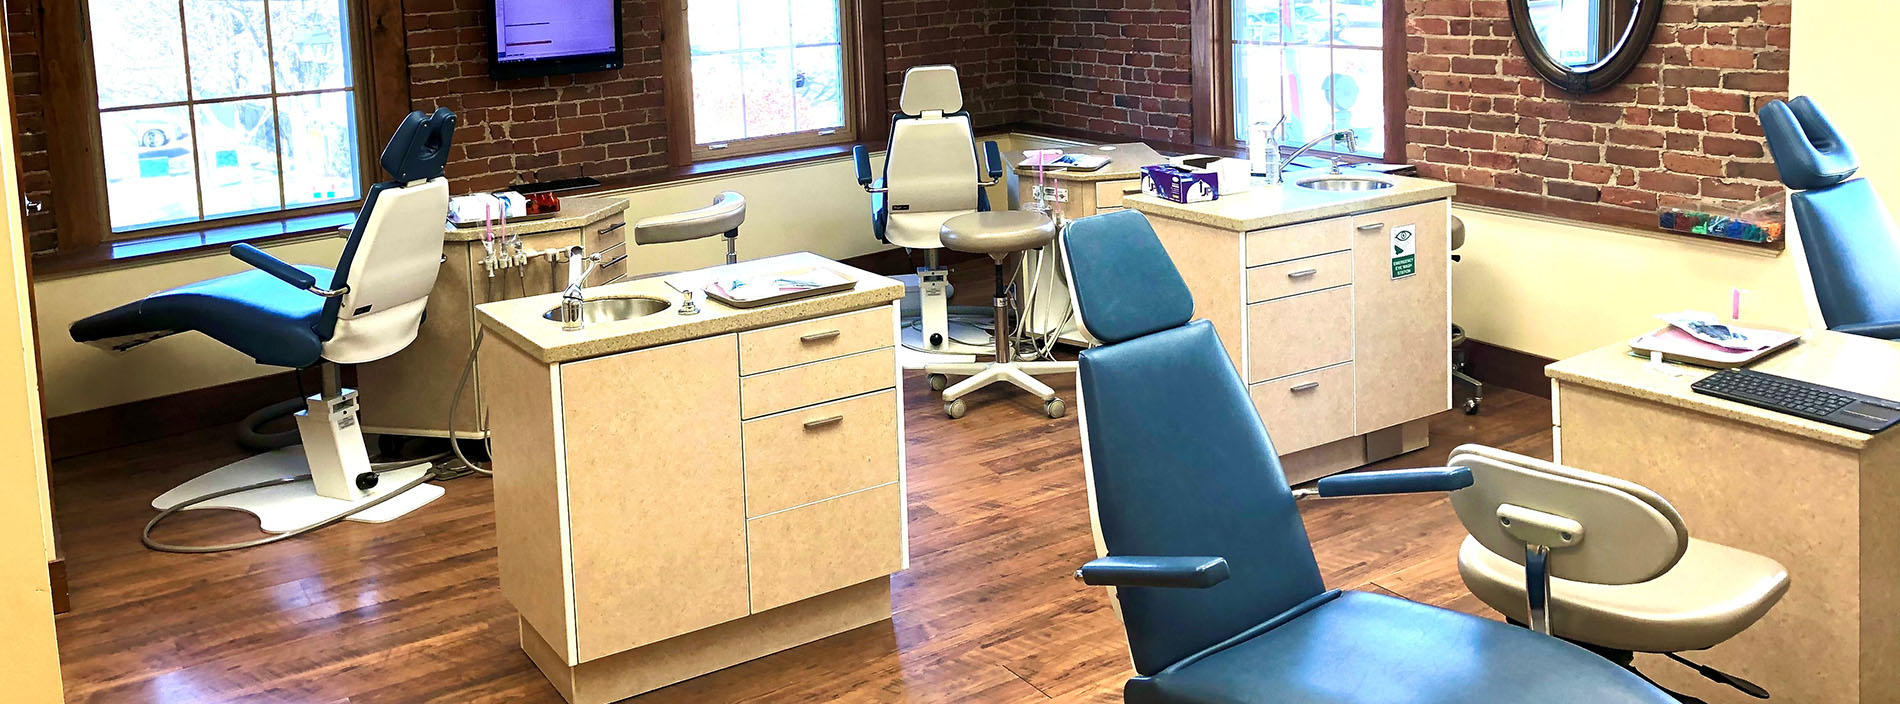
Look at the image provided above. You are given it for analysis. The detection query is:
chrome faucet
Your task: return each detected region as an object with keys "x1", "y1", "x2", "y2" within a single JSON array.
[
  {"x1": 1280, "y1": 129, "x2": 1359, "y2": 180},
  {"x1": 559, "y1": 242, "x2": 626, "y2": 331}
]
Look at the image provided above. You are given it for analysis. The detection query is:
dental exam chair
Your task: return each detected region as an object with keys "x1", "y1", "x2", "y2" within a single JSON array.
[
  {"x1": 70, "y1": 109, "x2": 458, "y2": 541},
  {"x1": 1059, "y1": 209, "x2": 1673, "y2": 703},
  {"x1": 1760, "y1": 96, "x2": 1900, "y2": 341},
  {"x1": 854, "y1": 65, "x2": 1007, "y2": 356}
]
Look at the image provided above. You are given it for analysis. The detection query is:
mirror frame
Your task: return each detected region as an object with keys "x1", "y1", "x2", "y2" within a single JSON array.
[{"x1": 1507, "y1": 0, "x2": 1665, "y2": 94}]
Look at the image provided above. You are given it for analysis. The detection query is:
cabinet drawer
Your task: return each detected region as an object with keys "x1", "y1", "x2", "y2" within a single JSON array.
[
  {"x1": 742, "y1": 390, "x2": 900, "y2": 517},
  {"x1": 1245, "y1": 286, "x2": 1352, "y2": 383},
  {"x1": 740, "y1": 347, "x2": 896, "y2": 419},
  {"x1": 1244, "y1": 216, "x2": 1352, "y2": 267},
  {"x1": 747, "y1": 483, "x2": 904, "y2": 612},
  {"x1": 1246, "y1": 251, "x2": 1352, "y2": 303},
  {"x1": 1096, "y1": 179, "x2": 1142, "y2": 210},
  {"x1": 584, "y1": 214, "x2": 628, "y2": 285},
  {"x1": 1249, "y1": 364, "x2": 1355, "y2": 454},
  {"x1": 739, "y1": 306, "x2": 893, "y2": 376}
]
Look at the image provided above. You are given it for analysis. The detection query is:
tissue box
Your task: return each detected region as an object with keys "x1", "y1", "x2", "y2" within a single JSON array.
[{"x1": 1142, "y1": 165, "x2": 1220, "y2": 204}]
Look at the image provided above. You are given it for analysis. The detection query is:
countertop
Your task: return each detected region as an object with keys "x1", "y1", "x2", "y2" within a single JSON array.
[
  {"x1": 1124, "y1": 169, "x2": 1458, "y2": 231},
  {"x1": 1011, "y1": 142, "x2": 1167, "y2": 183},
  {"x1": 476, "y1": 252, "x2": 905, "y2": 364},
  {"x1": 444, "y1": 195, "x2": 629, "y2": 241},
  {"x1": 1546, "y1": 329, "x2": 1900, "y2": 449}
]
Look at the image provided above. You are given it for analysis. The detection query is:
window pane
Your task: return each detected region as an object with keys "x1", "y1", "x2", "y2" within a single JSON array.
[
  {"x1": 196, "y1": 99, "x2": 281, "y2": 217},
  {"x1": 277, "y1": 91, "x2": 359, "y2": 207},
  {"x1": 688, "y1": 0, "x2": 739, "y2": 54},
  {"x1": 789, "y1": 0, "x2": 839, "y2": 45},
  {"x1": 1332, "y1": 48, "x2": 1382, "y2": 156},
  {"x1": 185, "y1": 0, "x2": 273, "y2": 100},
  {"x1": 692, "y1": 54, "x2": 746, "y2": 143},
  {"x1": 270, "y1": 0, "x2": 353, "y2": 92},
  {"x1": 1233, "y1": 1, "x2": 1383, "y2": 158},
  {"x1": 793, "y1": 45, "x2": 843, "y2": 131},
  {"x1": 740, "y1": 49, "x2": 796, "y2": 138},
  {"x1": 100, "y1": 107, "x2": 200, "y2": 231},
  {"x1": 738, "y1": 0, "x2": 791, "y2": 50},
  {"x1": 1334, "y1": 0, "x2": 1383, "y2": 48},
  {"x1": 91, "y1": 0, "x2": 189, "y2": 108}
]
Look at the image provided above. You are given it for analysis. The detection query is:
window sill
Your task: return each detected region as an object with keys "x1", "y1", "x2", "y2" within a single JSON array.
[{"x1": 31, "y1": 210, "x2": 356, "y2": 279}]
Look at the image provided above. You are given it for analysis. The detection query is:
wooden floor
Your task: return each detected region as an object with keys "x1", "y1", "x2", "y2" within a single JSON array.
[{"x1": 49, "y1": 369, "x2": 1536, "y2": 703}]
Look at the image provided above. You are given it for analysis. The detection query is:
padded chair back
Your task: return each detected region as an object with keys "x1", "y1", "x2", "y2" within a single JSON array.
[
  {"x1": 319, "y1": 108, "x2": 456, "y2": 364},
  {"x1": 1449, "y1": 444, "x2": 1687, "y2": 585},
  {"x1": 1061, "y1": 210, "x2": 1326, "y2": 676},
  {"x1": 882, "y1": 66, "x2": 982, "y2": 249},
  {"x1": 1761, "y1": 96, "x2": 1900, "y2": 338}
]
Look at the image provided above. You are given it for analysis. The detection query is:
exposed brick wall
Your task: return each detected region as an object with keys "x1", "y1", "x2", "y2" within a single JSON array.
[
  {"x1": 883, "y1": 0, "x2": 1025, "y2": 128},
  {"x1": 1017, "y1": 0, "x2": 1195, "y2": 144},
  {"x1": 1404, "y1": 0, "x2": 1792, "y2": 224},
  {"x1": 6, "y1": 0, "x2": 56, "y2": 253}
]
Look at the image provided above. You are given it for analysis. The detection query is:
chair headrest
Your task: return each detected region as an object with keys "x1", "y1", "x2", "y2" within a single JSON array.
[
  {"x1": 1761, "y1": 96, "x2": 1859, "y2": 191},
  {"x1": 381, "y1": 108, "x2": 457, "y2": 183},
  {"x1": 1061, "y1": 210, "x2": 1194, "y2": 344},
  {"x1": 899, "y1": 65, "x2": 963, "y2": 116}
]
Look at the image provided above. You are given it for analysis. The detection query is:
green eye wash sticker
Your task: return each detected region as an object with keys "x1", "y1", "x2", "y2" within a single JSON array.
[{"x1": 1391, "y1": 224, "x2": 1416, "y2": 279}]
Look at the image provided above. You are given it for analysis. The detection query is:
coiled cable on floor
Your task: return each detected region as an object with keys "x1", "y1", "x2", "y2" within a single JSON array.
[
  {"x1": 236, "y1": 397, "x2": 304, "y2": 451},
  {"x1": 446, "y1": 329, "x2": 493, "y2": 475}
]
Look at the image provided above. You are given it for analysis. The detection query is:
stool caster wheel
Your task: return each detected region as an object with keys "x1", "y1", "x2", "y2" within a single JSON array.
[
  {"x1": 927, "y1": 373, "x2": 949, "y2": 392},
  {"x1": 945, "y1": 398, "x2": 968, "y2": 419},
  {"x1": 1463, "y1": 398, "x2": 1481, "y2": 415},
  {"x1": 1044, "y1": 398, "x2": 1066, "y2": 419}
]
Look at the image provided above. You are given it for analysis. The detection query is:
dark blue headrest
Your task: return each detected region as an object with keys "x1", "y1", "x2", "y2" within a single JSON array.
[
  {"x1": 1062, "y1": 210, "x2": 1194, "y2": 344},
  {"x1": 380, "y1": 108, "x2": 457, "y2": 183},
  {"x1": 1761, "y1": 96, "x2": 1858, "y2": 191}
]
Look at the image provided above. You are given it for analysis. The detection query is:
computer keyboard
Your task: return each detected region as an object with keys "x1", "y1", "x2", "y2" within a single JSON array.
[{"x1": 1691, "y1": 368, "x2": 1900, "y2": 434}]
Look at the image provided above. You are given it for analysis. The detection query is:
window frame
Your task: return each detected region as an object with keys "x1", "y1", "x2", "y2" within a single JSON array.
[
  {"x1": 1192, "y1": 0, "x2": 1406, "y2": 162},
  {"x1": 38, "y1": 0, "x2": 397, "y2": 255},
  {"x1": 660, "y1": 0, "x2": 880, "y2": 166}
]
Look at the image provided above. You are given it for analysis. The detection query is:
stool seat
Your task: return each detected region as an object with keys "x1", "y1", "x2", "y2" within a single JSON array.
[{"x1": 941, "y1": 211, "x2": 1056, "y2": 255}]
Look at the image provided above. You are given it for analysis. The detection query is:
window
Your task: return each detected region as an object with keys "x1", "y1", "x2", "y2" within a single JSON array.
[
  {"x1": 1226, "y1": 0, "x2": 1388, "y2": 158},
  {"x1": 666, "y1": 0, "x2": 856, "y2": 161},
  {"x1": 86, "y1": 0, "x2": 364, "y2": 236}
]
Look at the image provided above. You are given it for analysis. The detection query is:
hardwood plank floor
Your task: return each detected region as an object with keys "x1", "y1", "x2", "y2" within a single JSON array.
[{"x1": 50, "y1": 364, "x2": 1542, "y2": 702}]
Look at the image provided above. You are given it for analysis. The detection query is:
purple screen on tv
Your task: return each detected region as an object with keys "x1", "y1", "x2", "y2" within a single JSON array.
[{"x1": 495, "y1": 0, "x2": 617, "y2": 63}]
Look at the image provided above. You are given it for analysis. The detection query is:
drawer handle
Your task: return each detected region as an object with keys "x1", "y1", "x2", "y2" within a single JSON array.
[
  {"x1": 1356, "y1": 223, "x2": 1384, "y2": 232},
  {"x1": 803, "y1": 414, "x2": 844, "y2": 429},
  {"x1": 800, "y1": 330, "x2": 842, "y2": 343},
  {"x1": 1286, "y1": 268, "x2": 1318, "y2": 279},
  {"x1": 1289, "y1": 381, "x2": 1321, "y2": 393},
  {"x1": 598, "y1": 221, "x2": 626, "y2": 236},
  {"x1": 1120, "y1": 184, "x2": 1142, "y2": 194}
]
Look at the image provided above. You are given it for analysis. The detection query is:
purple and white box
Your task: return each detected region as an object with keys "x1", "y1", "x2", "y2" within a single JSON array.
[{"x1": 1141, "y1": 165, "x2": 1220, "y2": 204}]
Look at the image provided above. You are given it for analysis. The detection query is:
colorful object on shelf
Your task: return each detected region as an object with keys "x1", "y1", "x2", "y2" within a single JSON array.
[
  {"x1": 1140, "y1": 164, "x2": 1219, "y2": 204},
  {"x1": 1657, "y1": 193, "x2": 1785, "y2": 244}
]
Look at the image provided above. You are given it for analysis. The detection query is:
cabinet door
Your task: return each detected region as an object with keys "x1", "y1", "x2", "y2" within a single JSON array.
[
  {"x1": 1351, "y1": 201, "x2": 1451, "y2": 433},
  {"x1": 560, "y1": 335, "x2": 748, "y2": 660}
]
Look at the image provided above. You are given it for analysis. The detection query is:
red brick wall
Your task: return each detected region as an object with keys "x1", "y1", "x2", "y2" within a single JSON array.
[
  {"x1": 1404, "y1": 0, "x2": 1792, "y2": 224},
  {"x1": 883, "y1": 0, "x2": 1025, "y2": 128},
  {"x1": 6, "y1": 0, "x2": 56, "y2": 253},
  {"x1": 1017, "y1": 0, "x2": 1195, "y2": 144}
]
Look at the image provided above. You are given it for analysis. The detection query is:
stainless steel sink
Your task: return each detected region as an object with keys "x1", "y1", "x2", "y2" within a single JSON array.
[
  {"x1": 543, "y1": 296, "x2": 673, "y2": 324},
  {"x1": 1295, "y1": 175, "x2": 1396, "y2": 192}
]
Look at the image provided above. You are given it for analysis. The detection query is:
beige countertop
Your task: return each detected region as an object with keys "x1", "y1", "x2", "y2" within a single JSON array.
[
  {"x1": 476, "y1": 252, "x2": 905, "y2": 364},
  {"x1": 1124, "y1": 169, "x2": 1457, "y2": 231},
  {"x1": 444, "y1": 195, "x2": 628, "y2": 241},
  {"x1": 1547, "y1": 329, "x2": 1900, "y2": 449},
  {"x1": 1011, "y1": 142, "x2": 1167, "y2": 183}
]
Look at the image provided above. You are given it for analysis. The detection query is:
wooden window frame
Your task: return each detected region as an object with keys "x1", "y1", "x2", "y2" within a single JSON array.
[
  {"x1": 1192, "y1": 0, "x2": 1407, "y2": 162},
  {"x1": 35, "y1": 0, "x2": 409, "y2": 257},
  {"x1": 660, "y1": 0, "x2": 884, "y2": 167}
]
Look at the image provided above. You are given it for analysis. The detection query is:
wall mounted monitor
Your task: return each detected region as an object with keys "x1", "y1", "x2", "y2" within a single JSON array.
[{"x1": 491, "y1": 0, "x2": 622, "y2": 79}]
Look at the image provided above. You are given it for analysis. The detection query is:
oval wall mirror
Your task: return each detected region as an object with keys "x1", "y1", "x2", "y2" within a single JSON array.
[{"x1": 1508, "y1": 0, "x2": 1664, "y2": 94}]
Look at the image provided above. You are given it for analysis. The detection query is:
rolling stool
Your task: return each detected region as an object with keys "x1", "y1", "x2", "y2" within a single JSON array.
[
  {"x1": 1450, "y1": 215, "x2": 1482, "y2": 414},
  {"x1": 926, "y1": 211, "x2": 1072, "y2": 419}
]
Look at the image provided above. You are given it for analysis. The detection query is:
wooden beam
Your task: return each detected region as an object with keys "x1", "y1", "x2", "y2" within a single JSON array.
[
  {"x1": 363, "y1": 0, "x2": 413, "y2": 147},
  {"x1": 39, "y1": 0, "x2": 109, "y2": 253}
]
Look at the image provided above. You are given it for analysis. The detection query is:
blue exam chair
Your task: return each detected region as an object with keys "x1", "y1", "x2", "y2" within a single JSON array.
[
  {"x1": 70, "y1": 109, "x2": 458, "y2": 535},
  {"x1": 1761, "y1": 96, "x2": 1900, "y2": 340},
  {"x1": 1058, "y1": 209, "x2": 1674, "y2": 703}
]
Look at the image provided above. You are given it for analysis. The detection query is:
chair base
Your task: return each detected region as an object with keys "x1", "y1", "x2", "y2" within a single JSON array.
[
  {"x1": 927, "y1": 360, "x2": 1075, "y2": 418},
  {"x1": 900, "y1": 323, "x2": 992, "y2": 356},
  {"x1": 151, "y1": 446, "x2": 443, "y2": 534}
]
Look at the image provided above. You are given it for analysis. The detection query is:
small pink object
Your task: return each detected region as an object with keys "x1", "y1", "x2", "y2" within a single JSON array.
[{"x1": 1731, "y1": 287, "x2": 1742, "y2": 321}]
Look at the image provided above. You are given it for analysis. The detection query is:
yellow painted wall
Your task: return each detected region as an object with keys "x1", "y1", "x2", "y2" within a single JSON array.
[
  {"x1": 32, "y1": 134, "x2": 1025, "y2": 418},
  {"x1": 1789, "y1": 2, "x2": 1899, "y2": 214}
]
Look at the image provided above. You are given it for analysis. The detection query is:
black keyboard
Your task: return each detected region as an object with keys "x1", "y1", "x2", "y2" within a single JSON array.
[{"x1": 1691, "y1": 368, "x2": 1900, "y2": 434}]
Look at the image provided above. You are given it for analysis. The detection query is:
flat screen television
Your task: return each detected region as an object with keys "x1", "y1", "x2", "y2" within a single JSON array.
[{"x1": 490, "y1": 0, "x2": 622, "y2": 79}]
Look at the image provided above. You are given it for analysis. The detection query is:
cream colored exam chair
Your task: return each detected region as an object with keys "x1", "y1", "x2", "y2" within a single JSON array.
[{"x1": 1450, "y1": 445, "x2": 1789, "y2": 702}]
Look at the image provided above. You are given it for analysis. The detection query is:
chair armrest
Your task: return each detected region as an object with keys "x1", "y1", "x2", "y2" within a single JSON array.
[
  {"x1": 1314, "y1": 467, "x2": 1473, "y2": 498},
  {"x1": 1076, "y1": 556, "x2": 1230, "y2": 588},
  {"x1": 231, "y1": 243, "x2": 316, "y2": 290},
  {"x1": 853, "y1": 145, "x2": 874, "y2": 187},
  {"x1": 982, "y1": 140, "x2": 1004, "y2": 181}
]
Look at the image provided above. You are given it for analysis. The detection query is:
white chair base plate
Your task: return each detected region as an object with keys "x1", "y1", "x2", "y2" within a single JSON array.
[
  {"x1": 898, "y1": 346, "x2": 977, "y2": 370},
  {"x1": 151, "y1": 446, "x2": 444, "y2": 534},
  {"x1": 901, "y1": 322, "x2": 993, "y2": 356}
]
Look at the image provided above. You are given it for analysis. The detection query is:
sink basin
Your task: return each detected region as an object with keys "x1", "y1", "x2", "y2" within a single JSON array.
[
  {"x1": 543, "y1": 296, "x2": 673, "y2": 324},
  {"x1": 1296, "y1": 175, "x2": 1395, "y2": 192}
]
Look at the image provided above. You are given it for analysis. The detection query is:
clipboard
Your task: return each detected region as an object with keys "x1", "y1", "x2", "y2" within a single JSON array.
[
  {"x1": 1628, "y1": 324, "x2": 1801, "y2": 368},
  {"x1": 702, "y1": 267, "x2": 857, "y2": 308}
]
